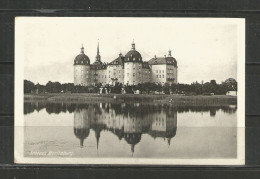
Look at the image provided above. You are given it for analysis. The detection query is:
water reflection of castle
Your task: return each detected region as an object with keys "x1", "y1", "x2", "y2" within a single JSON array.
[{"x1": 73, "y1": 103, "x2": 177, "y2": 155}]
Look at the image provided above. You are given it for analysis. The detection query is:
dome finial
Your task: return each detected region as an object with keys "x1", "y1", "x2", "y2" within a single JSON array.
[
  {"x1": 168, "y1": 49, "x2": 172, "y2": 57},
  {"x1": 80, "y1": 44, "x2": 84, "y2": 54},
  {"x1": 131, "y1": 39, "x2": 135, "y2": 50},
  {"x1": 119, "y1": 50, "x2": 122, "y2": 57}
]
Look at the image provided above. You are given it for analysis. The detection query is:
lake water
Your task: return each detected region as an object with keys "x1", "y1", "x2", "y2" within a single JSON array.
[{"x1": 24, "y1": 102, "x2": 237, "y2": 159}]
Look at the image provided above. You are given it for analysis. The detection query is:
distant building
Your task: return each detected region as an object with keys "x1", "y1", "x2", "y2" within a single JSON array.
[
  {"x1": 226, "y1": 91, "x2": 237, "y2": 96},
  {"x1": 73, "y1": 41, "x2": 178, "y2": 86}
]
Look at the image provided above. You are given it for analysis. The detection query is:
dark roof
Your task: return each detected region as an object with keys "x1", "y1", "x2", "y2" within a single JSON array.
[
  {"x1": 148, "y1": 56, "x2": 177, "y2": 67},
  {"x1": 91, "y1": 63, "x2": 107, "y2": 70},
  {"x1": 108, "y1": 55, "x2": 124, "y2": 66},
  {"x1": 74, "y1": 53, "x2": 90, "y2": 65},
  {"x1": 124, "y1": 133, "x2": 142, "y2": 145},
  {"x1": 124, "y1": 50, "x2": 142, "y2": 63}
]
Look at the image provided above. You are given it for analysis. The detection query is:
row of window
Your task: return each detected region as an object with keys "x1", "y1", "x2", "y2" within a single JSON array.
[
  {"x1": 109, "y1": 70, "x2": 121, "y2": 73},
  {"x1": 125, "y1": 57, "x2": 142, "y2": 61},
  {"x1": 126, "y1": 72, "x2": 142, "y2": 77},
  {"x1": 156, "y1": 75, "x2": 164, "y2": 78},
  {"x1": 155, "y1": 70, "x2": 164, "y2": 73},
  {"x1": 126, "y1": 63, "x2": 142, "y2": 67},
  {"x1": 79, "y1": 74, "x2": 152, "y2": 80}
]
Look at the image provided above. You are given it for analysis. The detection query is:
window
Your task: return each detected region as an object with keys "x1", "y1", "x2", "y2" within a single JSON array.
[
  {"x1": 162, "y1": 75, "x2": 164, "y2": 78},
  {"x1": 156, "y1": 75, "x2": 158, "y2": 78},
  {"x1": 162, "y1": 70, "x2": 164, "y2": 73},
  {"x1": 156, "y1": 70, "x2": 158, "y2": 73},
  {"x1": 159, "y1": 75, "x2": 161, "y2": 78},
  {"x1": 133, "y1": 73, "x2": 135, "y2": 77},
  {"x1": 159, "y1": 70, "x2": 161, "y2": 73},
  {"x1": 127, "y1": 73, "x2": 129, "y2": 77}
]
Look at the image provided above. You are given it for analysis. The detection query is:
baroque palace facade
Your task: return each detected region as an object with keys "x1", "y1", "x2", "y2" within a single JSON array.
[{"x1": 74, "y1": 41, "x2": 178, "y2": 86}]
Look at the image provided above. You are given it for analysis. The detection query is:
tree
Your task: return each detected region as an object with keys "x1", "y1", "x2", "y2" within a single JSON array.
[
  {"x1": 24, "y1": 80, "x2": 35, "y2": 93},
  {"x1": 163, "y1": 83, "x2": 170, "y2": 94},
  {"x1": 224, "y1": 78, "x2": 237, "y2": 91}
]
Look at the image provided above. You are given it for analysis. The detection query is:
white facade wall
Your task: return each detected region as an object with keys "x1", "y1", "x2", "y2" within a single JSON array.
[
  {"x1": 150, "y1": 64, "x2": 167, "y2": 85},
  {"x1": 124, "y1": 62, "x2": 143, "y2": 85},
  {"x1": 74, "y1": 65, "x2": 90, "y2": 86},
  {"x1": 107, "y1": 65, "x2": 124, "y2": 85}
]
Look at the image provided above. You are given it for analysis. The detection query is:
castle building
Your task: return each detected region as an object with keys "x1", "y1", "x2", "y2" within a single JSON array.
[{"x1": 74, "y1": 41, "x2": 178, "y2": 86}]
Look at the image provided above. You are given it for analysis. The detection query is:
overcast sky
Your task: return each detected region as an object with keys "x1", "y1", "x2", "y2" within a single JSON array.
[{"x1": 19, "y1": 17, "x2": 241, "y2": 85}]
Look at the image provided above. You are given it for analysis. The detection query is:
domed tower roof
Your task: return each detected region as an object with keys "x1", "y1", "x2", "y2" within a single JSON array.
[
  {"x1": 124, "y1": 133, "x2": 142, "y2": 155},
  {"x1": 74, "y1": 45, "x2": 90, "y2": 65},
  {"x1": 74, "y1": 128, "x2": 90, "y2": 147},
  {"x1": 166, "y1": 50, "x2": 178, "y2": 67},
  {"x1": 124, "y1": 41, "x2": 142, "y2": 63}
]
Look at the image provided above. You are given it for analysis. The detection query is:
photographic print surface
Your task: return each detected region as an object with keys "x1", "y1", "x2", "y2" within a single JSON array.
[{"x1": 15, "y1": 17, "x2": 245, "y2": 165}]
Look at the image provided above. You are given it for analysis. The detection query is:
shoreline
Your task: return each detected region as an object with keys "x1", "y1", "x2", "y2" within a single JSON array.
[{"x1": 24, "y1": 93, "x2": 237, "y2": 106}]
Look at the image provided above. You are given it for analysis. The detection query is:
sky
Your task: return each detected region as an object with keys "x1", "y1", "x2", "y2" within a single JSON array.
[{"x1": 18, "y1": 17, "x2": 242, "y2": 85}]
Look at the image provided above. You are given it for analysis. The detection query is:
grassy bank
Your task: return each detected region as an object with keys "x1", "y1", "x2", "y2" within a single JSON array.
[{"x1": 24, "y1": 93, "x2": 237, "y2": 106}]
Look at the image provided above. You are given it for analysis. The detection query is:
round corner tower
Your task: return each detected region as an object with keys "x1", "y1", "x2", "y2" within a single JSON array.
[
  {"x1": 124, "y1": 41, "x2": 143, "y2": 85},
  {"x1": 74, "y1": 45, "x2": 91, "y2": 86}
]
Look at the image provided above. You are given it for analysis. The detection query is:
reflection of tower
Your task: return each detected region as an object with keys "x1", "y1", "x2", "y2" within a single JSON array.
[
  {"x1": 149, "y1": 109, "x2": 177, "y2": 147},
  {"x1": 165, "y1": 109, "x2": 177, "y2": 146},
  {"x1": 124, "y1": 115, "x2": 142, "y2": 156},
  {"x1": 94, "y1": 126, "x2": 101, "y2": 150},
  {"x1": 124, "y1": 133, "x2": 142, "y2": 156},
  {"x1": 74, "y1": 109, "x2": 90, "y2": 147}
]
